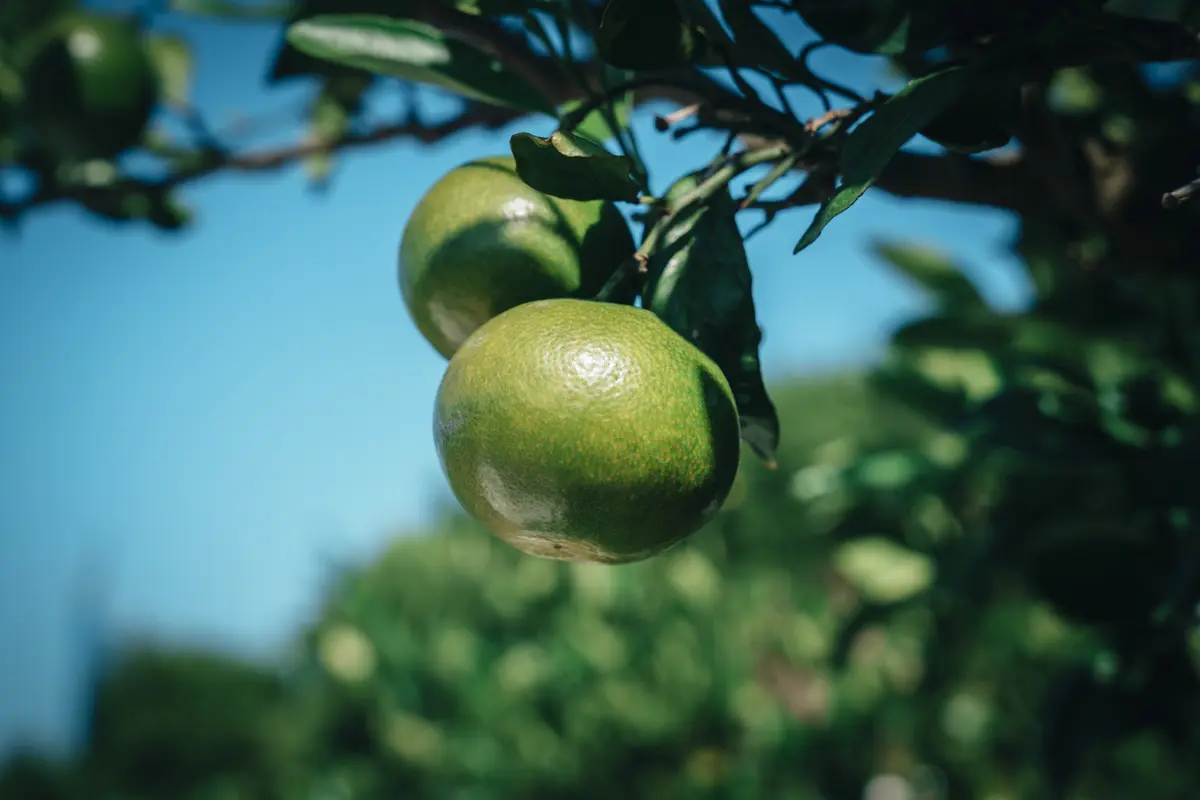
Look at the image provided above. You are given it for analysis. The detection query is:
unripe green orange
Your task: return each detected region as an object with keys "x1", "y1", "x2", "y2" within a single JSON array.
[
  {"x1": 399, "y1": 156, "x2": 635, "y2": 359},
  {"x1": 434, "y1": 298, "x2": 742, "y2": 564},
  {"x1": 21, "y1": 13, "x2": 159, "y2": 161}
]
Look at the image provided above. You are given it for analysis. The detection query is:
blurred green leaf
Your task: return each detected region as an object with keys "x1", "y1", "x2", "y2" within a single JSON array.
[
  {"x1": 509, "y1": 130, "x2": 640, "y2": 202},
  {"x1": 644, "y1": 174, "x2": 780, "y2": 464},
  {"x1": 0, "y1": 0, "x2": 76, "y2": 41},
  {"x1": 872, "y1": 239, "x2": 988, "y2": 311},
  {"x1": 286, "y1": 14, "x2": 555, "y2": 113},
  {"x1": 832, "y1": 536, "x2": 935, "y2": 603},
  {"x1": 448, "y1": 0, "x2": 539, "y2": 15},
  {"x1": 1104, "y1": 0, "x2": 1191, "y2": 22},
  {"x1": 890, "y1": 314, "x2": 1011, "y2": 352},
  {"x1": 597, "y1": 0, "x2": 708, "y2": 70},
  {"x1": 146, "y1": 33, "x2": 193, "y2": 109},
  {"x1": 870, "y1": 358, "x2": 973, "y2": 425},
  {"x1": 795, "y1": 65, "x2": 973, "y2": 254},
  {"x1": 303, "y1": 75, "x2": 370, "y2": 189},
  {"x1": 169, "y1": 0, "x2": 295, "y2": 19},
  {"x1": 1041, "y1": 663, "x2": 1126, "y2": 797}
]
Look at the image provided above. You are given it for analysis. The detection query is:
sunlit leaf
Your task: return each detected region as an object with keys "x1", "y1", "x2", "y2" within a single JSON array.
[
  {"x1": 509, "y1": 131, "x2": 639, "y2": 202},
  {"x1": 287, "y1": 14, "x2": 554, "y2": 113}
]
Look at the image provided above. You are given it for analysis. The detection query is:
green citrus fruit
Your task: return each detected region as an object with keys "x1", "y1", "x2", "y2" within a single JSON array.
[
  {"x1": 434, "y1": 298, "x2": 742, "y2": 564},
  {"x1": 399, "y1": 156, "x2": 636, "y2": 359},
  {"x1": 20, "y1": 13, "x2": 158, "y2": 161}
]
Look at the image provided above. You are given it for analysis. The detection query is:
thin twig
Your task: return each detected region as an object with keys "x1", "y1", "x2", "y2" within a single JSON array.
[
  {"x1": 654, "y1": 103, "x2": 703, "y2": 131},
  {"x1": 1162, "y1": 173, "x2": 1200, "y2": 209}
]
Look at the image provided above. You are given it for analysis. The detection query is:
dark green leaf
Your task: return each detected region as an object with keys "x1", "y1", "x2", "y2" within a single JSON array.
[
  {"x1": 1041, "y1": 664, "x2": 1126, "y2": 797},
  {"x1": 560, "y1": 91, "x2": 633, "y2": 146},
  {"x1": 794, "y1": 65, "x2": 972, "y2": 254},
  {"x1": 286, "y1": 14, "x2": 554, "y2": 113},
  {"x1": 791, "y1": 0, "x2": 944, "y2": 55},
  {"x1": 869, "y1": 359, "x2": 972, "y2": 426},
  {"x1": 147, "y1": 193, "x2": 195, "y2": 231},
  {"x1": 510, "y1": 131, "x2": 639, "y2": 202},
  {"x1": 673, "y1": 0, "x2": 737, "y2": 54},
  {"x1": 1025, "y1": 515, "x2": 1175, "y2": 627},
  {"x1": 80, "y1": 184, "x2": 193, "y2": 231},
  {"x1": 0, "y1": 0, "x2": 75, "y2": 41},
  {"x1": 1105, "y1": 0, "x2": 1188, "y2": 23},
  {"x1": 644, "y1": 174, "x2": 780, "y2": 465},
  {"x1": 0, "y1": 62, "x2": 18, "y2": 164},
  {"x1": 716, "y1": 0, "x2": 798, "y2": 76},
  {"x1": 597, "y1": 0, "x2": 707, "y2": 70},
  {"x1": 919, "y1": 70, "x2": 1021, "y2": 154},
  {"x1": 890, "y1": 314, "x2": 1011, "y2": 352},
  {"x1": 872, "y1": 240, "x2": 988, "y2": 310}
]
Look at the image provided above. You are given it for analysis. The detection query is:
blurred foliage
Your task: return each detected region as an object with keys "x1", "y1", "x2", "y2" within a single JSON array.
[{"x1": 3, "y1": 368, "x2": 1198, "y2": 798}]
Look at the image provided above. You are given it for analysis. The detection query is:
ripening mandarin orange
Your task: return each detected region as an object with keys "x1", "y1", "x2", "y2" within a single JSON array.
[{"x1": 433, "y1": 298, "x2": 742, "y2": 564}]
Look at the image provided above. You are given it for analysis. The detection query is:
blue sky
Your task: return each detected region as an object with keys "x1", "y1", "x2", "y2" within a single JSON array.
[{"x1": 0, "y1": 5, "x2": 1030, "y2": 755}]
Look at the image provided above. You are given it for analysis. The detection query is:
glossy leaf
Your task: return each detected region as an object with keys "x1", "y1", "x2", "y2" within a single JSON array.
[
  {"x1": 509, "y1": 131, "x2": 639, "y2": 202},
  {"x1": 643, "y1": 174, "x2": 780, "y2": 465},
  {"x1": 267, "y1": 0, "x2": 397, "y2": 82},
  {"x1": 794, "y1": 65, "x2": 972, "y2": 254},
  {"x1": 287, "y1": 14, "x2": 554, "y2": 113},
  {"x1": 597, "y1": 0, "x2": 708, "y2": 70}
]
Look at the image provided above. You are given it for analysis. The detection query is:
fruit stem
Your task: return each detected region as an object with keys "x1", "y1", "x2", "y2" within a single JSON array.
[
  {"x1": 594, "y1": 141, "x2": 791, "y2": 303},
  {"x1": 638, "y1": 142, "x2": 791, "y2": 259}
]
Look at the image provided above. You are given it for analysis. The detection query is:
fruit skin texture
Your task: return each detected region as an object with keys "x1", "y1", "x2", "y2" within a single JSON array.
[
  {"x1": 399, "y1": 156, "x2": 636, "y2": 359},
  {"x1": 21, "y1": 13, "x2": 159, "y2": 161},
  {"x1": 434, "y1": 298, "x2": 742, "y2": 564}
]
